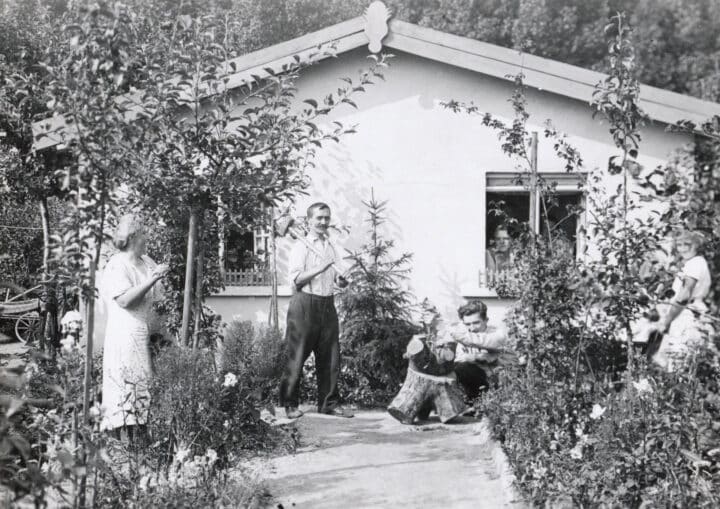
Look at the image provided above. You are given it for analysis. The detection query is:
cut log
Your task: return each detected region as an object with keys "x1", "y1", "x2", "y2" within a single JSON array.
[
  {"x1": 437, "y1": 346, "x2": 456, "y2": 364},
  {"x1": 406, "y1": 336, "x2": 425, "y2": 357},
  {"x1": 387, "y1": 368, "x2": 467, "y2": 424},
  {"x1": 387, "y1": 367, "x2": 435, "y2": 424},
  {"x1": 407, "y1": 339, "x2": 455, "y2": 377},
  {"x1": 433, "y1": 381, "x2": 466, "y2": 423}
]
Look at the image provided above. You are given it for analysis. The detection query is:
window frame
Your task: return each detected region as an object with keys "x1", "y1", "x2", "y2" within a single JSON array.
[{"x1": 478, "y1": 169, "x2": 587, "y2": 289}]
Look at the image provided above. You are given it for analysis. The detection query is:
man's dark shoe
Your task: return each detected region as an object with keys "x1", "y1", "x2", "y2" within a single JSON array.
[
  {"x1": 321, "y1": 406, "x2": 354, "y2": 418},
  {"x1": 285, "y1": 406, "x2": 304, "y2": 419}
]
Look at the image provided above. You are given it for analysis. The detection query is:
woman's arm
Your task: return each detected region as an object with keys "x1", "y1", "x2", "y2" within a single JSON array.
[
  {"x1": 115, "y1": 264, "x2": 168, "y2": 309},
  {"x1": 661, "y1": 275, "x2": 697, "y2": 332},
  {"x1": 485, "y1": 251, "x2": 496, "y2": 286}
]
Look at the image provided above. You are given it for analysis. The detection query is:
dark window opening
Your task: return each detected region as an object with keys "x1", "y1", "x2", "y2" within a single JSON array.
[
  {"x1": 539, "y1": 193, "x2": 583, "y2": 253},
  {"x1": 225, "y1": 230, "x2": 257, "y2": 271},
  {"x1": 486, "y1": 191, "x2": 529, "y2": 246}
]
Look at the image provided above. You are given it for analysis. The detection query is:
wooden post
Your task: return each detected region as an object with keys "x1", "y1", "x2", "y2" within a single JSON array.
[
  {"x1": 478, "y1": 169, "x2": 488, "y2": 287},
  {"x1": 217, "y1": 197, "x2": 226, "y2": 284},
  {"x1": 526, "y1": 132, "x2": 539, "y2": 377},
  {"x1": 180, "y1": 210, "x2": 198, "y2": 346},
  {"x1": 83, "y1": 261, "x2": 95, "y2": 422},
  {"x1": 529, "y1": 132, "x2": 538, "y2": 235},
  {"x1": 269, "y1": 208, "x2": 279, "y2": 334},
  {"x1": 192, "y1": 242, "x2": 204, "y2": 349},
  {"x1": 39, "y1": 198, "x2": 51, "y2": 351}
]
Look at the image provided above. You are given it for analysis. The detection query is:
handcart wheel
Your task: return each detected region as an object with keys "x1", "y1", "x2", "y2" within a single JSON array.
[{"x1": 15, "y1": 312, "x2": 41, "y2": 344}]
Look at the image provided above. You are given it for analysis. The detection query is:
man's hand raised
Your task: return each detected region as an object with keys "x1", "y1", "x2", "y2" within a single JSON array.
[{"x1": 316, "y1": 259, "x2": 335, "y2": 273}]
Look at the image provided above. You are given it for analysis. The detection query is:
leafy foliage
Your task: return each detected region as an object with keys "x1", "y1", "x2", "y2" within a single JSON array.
[
  {"x1": 388, "y1": 0, "x2": 720, "y2": 101},
  {"x1": 471, "y1": 14, "x2": 720, "y2": 508},
  {"x1": 220, "y1": 320, "x2": 287, "y2": 412},
  {"x1": 148, "y1": 345, "x2": 276, "y2": 469},
  {"x1": 2, "y1": 1, "x2": 384, "y2": 504},
  {"x1": 1, "y1": 331, "x2": 283, "y2": 506},
  {"x1": 118, "y1": 8, "x2": 389, "y2": 335}
]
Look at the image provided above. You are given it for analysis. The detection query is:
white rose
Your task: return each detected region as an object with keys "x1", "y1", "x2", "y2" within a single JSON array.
[
  {"x1": 223, "y1": 372, "x2": 238, "y2": 388},
  {"x1": 589, "y1": 403, "x2": 606, "y2": 420}
]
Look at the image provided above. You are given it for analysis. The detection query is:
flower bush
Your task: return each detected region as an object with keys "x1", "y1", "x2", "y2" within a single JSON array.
[
  {"x1": 2, "y1": 322, "x2": 289, "y2": 507},
  {"x1": 220, "y1": 320, "x2": 287, "y2": 413},
  {"x1": 148, "y1": 344, "x2": 281, "y2": 469},
  {"x1": 484, "y1": 349, "x2": 720, "y2": 507},
  {"x1": 472, "y1": 13, "x2": 720, "y2": 508}
]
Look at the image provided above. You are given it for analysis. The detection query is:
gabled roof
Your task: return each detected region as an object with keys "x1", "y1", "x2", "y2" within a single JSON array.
[
  {"x1": 33, "y1": 1, "x2": 720, "y2": 149},
  {"x1": 220, "y1": 9, "x2": 720, "y2": 127}
]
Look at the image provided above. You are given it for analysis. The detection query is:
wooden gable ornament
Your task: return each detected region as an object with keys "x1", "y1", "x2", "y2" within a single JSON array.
[{"x1": 364, "y1": 1, "x2": 391, "y2": 53}]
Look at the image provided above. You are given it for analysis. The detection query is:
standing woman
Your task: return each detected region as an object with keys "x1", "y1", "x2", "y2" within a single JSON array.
[
  {"x1": 654, "y1": 230, "x2": 713, "y2": 372},
  {"x1": 100, "y1": 214, "x2": 168, "y2": 439}
]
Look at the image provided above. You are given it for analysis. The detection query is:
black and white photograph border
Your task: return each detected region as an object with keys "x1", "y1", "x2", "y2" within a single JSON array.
[{"x1": 1, "y1": 0, "x2": 719, "y2": 507}]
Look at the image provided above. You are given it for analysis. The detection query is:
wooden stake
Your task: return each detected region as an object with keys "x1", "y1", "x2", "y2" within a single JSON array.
[
  {"x1": 39, "y1": 198, "x2": 50, "y2": 351},
  {"x1": 192, "y1": 241, "x2": 204, "y2": 349},
  {"x1": 180, "y1": 210, "x2": 198, "y2": 346},
  {"x1": 217, "y1": 197, "x2": 226, "y2": 283},
  {"x1": 269, "y1": 207, "x2": 279, "y2": 334},
  {"x1": 527, "y1": 132, "x2": 539, "y2": 377},
  {"x1": 529, "y1": 132, "x2": 538, "y2": 234},
  {"x1": 83, "y1": 261, "x2": 95, "y2": 422}
]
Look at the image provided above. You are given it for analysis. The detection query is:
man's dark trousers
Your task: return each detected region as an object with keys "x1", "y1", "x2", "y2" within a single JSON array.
[
  {"x1": 279, "y1": 292, "x2": 340, "y2": 412},
  {"x1": 454, "y1": 362, "x2": 489, "y2": 399}
]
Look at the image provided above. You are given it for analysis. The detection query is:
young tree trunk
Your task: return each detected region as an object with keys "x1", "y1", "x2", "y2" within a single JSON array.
[
  {"x1": 84, "y1": 178, "x2": 107, "y2": 422},
  {"x1": 526, "y1": 132, "x2": 539, "y2": 378},
  {"x1": 180, "y1": 210, "x2": 199, "y2": 346},
  {"x1": 217, "y1": 197, "x2": 226, "y2": 283},
  {"x1": 82, "y1": 262, "x2": 96, "y2": 422},
  {"x1": 39, "y1": 197, "x2": 52, "y2": 351},
  {"x1": 269, "y1": 208, "x2": 279, "y2": 334},
  {"x1": 192, "y1": 242, "x2": 204, "y2": 349}
]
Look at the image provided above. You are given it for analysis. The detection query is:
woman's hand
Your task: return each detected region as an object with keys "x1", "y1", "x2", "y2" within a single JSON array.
[{"x1": 151, "y1": 263, "x2": 170, "y2": 281}]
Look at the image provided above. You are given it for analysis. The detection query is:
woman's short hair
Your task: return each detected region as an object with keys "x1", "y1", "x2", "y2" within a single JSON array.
[
  {"x1": 113, "y1": 214, "x2": 144, "y2": 251},
  {"x1": 676, "y1": 230, "x2": 706, "y2": 251},
  {"x1": 457, "y1": 299, "x2": 488, "y2": 321}
]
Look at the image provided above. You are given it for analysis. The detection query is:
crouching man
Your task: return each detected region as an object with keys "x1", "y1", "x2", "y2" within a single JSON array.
[{"x1": 452, "y1": 300, "x2": 513, "y2": 399}]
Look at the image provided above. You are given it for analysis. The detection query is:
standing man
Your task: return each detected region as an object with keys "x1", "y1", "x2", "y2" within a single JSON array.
[
  {"x1": 452, "y1": 300, "x2": 513, "y2": 399},
  {"x1": 279, "y1": 202, "x2": 354, "y2": 419}
]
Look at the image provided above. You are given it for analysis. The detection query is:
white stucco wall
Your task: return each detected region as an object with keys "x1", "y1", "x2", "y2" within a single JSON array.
[{"x1": 214, "y1": 47, "x2": 693, "y2": 327}]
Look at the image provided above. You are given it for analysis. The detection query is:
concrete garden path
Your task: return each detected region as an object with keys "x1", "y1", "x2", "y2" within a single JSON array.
[{"x1": 256, "y1": 409, "x2": 523, "y2": 509}]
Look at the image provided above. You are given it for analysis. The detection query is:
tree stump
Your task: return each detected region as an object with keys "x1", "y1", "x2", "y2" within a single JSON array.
[
  {"x1": 387, "y1": 335, "x2": 466, "y2": 424},
  {"x1": 387, "y1": 368, "x2": 466, "y2": 424}
]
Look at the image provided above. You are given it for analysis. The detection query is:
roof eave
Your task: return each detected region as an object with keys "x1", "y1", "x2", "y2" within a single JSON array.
[{"x1": 32, "y1": 4, "x2": 720, "y2": 150}]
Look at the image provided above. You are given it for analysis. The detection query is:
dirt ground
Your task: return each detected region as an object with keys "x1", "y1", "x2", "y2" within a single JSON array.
[
  {"x1": 253, "y1": 408, "x2": 523, "y2": 509},
  {"x1": 0, "y1": 339, "x2": 28, "y2": 371}
]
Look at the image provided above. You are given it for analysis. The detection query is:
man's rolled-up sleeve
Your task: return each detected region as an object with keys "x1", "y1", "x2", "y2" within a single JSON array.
[
  {"x1": 474, "y1": 327, "x2": 510, "y2": 352},
  {"x1": 287, "y1": 242, "x2": 306, "y2": 286}
]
